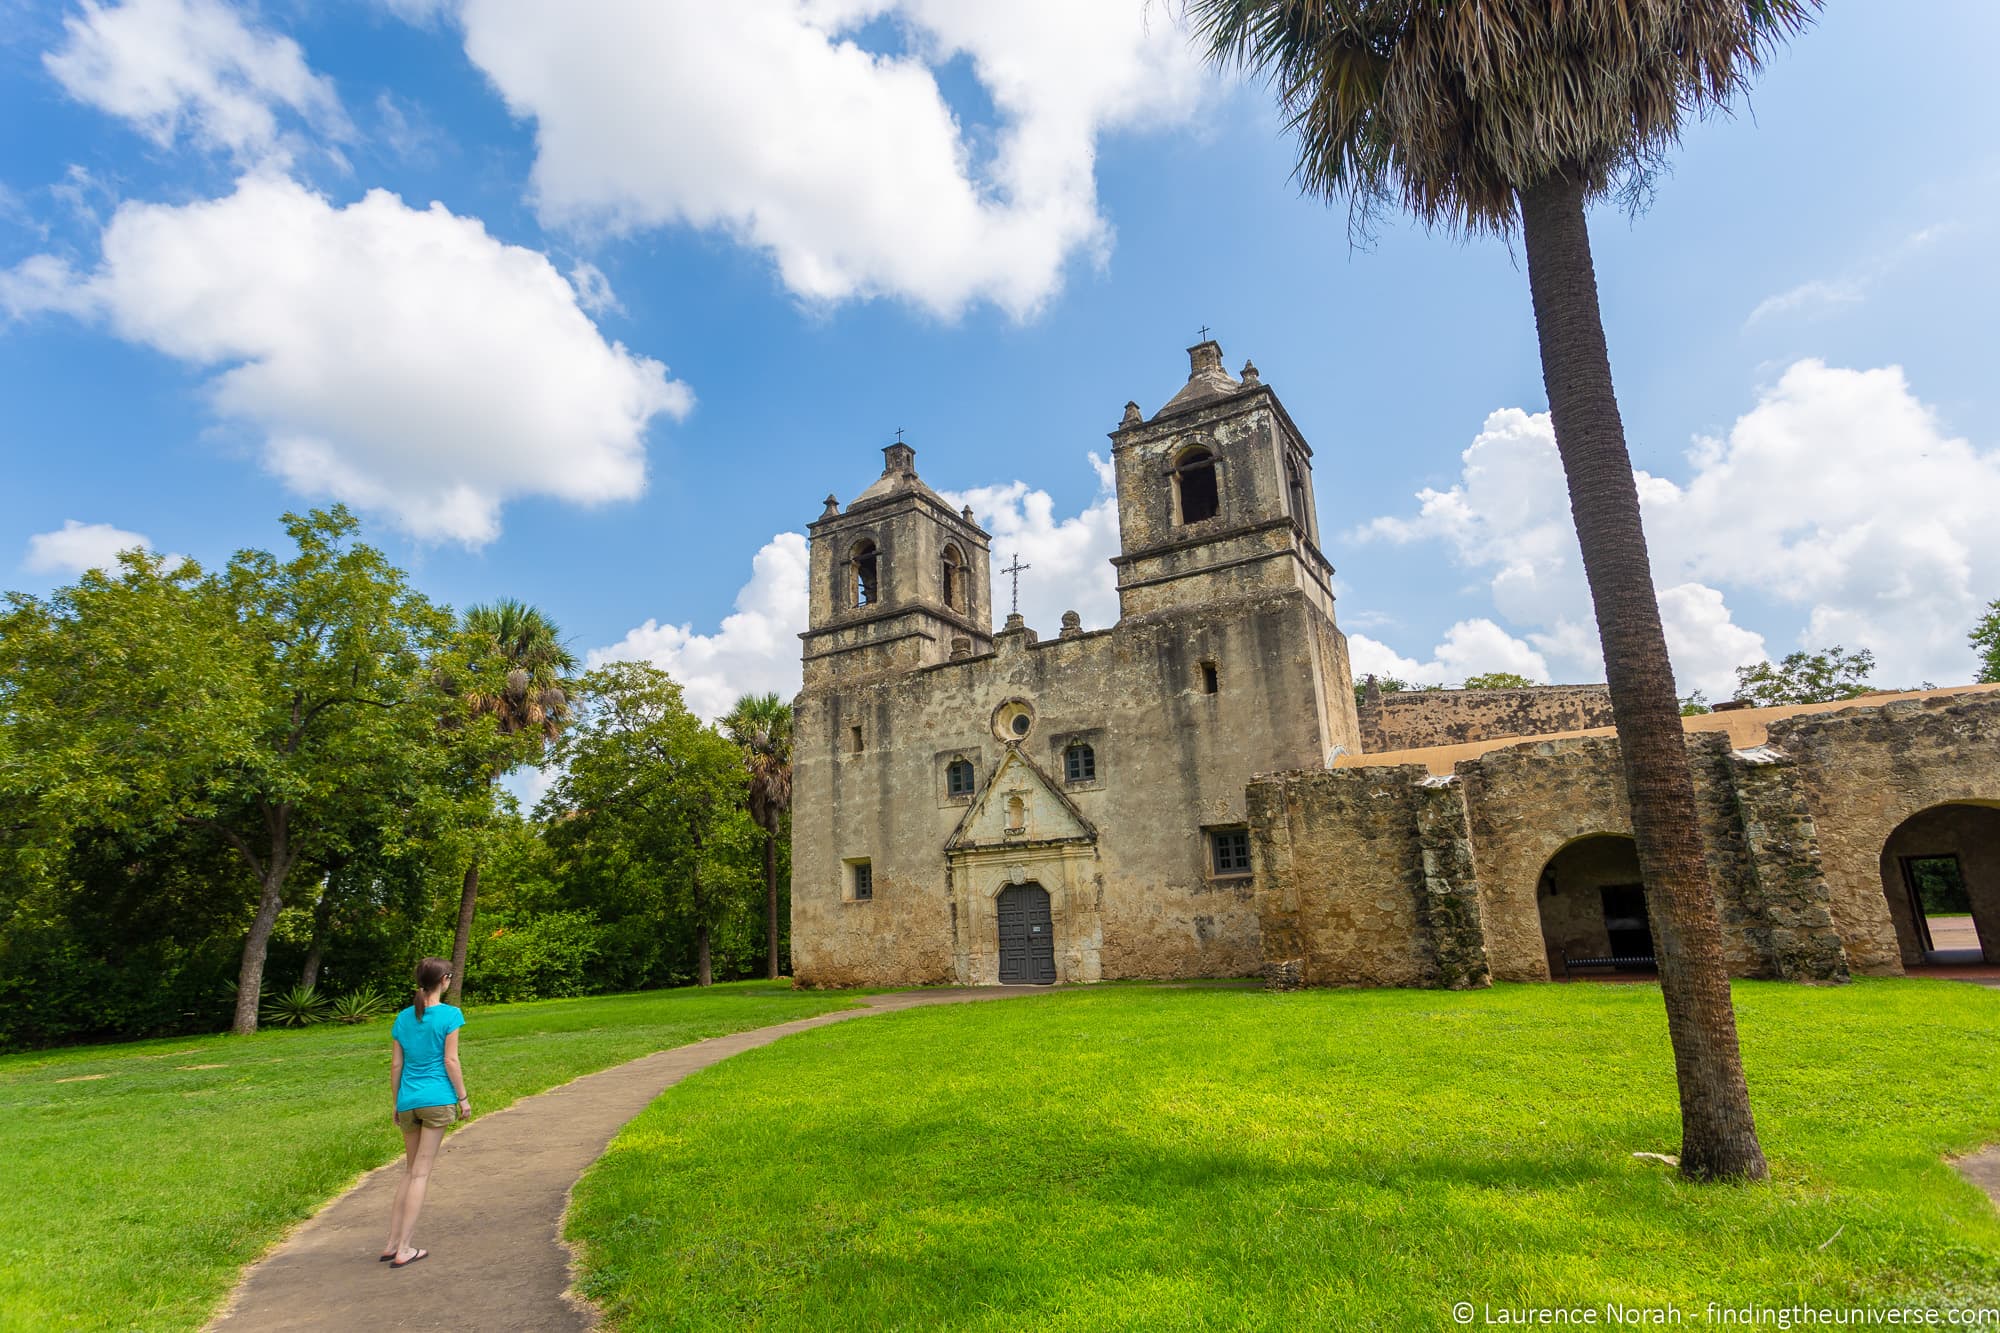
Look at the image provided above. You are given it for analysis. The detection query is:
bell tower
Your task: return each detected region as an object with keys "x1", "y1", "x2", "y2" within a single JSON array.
[
  {"x1": 1107, "y1": 340, "x2": 1334, "y2": 619},
  {"x1": 801, "y1": 442, "x2": 994, "y2": 685}
]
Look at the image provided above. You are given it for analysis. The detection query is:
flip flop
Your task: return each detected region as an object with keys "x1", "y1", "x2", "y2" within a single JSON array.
[
  {"x1": 390, "y1": 1249, "x2": 428, "y2": 1269},
  {"x1": 378, "y1": 1254, "x2": 394, "y2": 1262}
]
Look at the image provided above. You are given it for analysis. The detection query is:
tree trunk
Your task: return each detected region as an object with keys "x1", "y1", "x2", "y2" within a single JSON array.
[
  {"x1": 233, "y1": 864, "x2": 290, "y2": 1035},
  {"x1": 300, "y1": 885, "x2": 333, "y2": 990},
  {"x1": 1518, "y1": 173, "x2": 1767, "y2": 1181},
  {"x1": 448, "y1": 858, "x2": 478, "y2": 1006},
  {"x1": 764, "y1": 828, "x2": 780, "y2": 980},
  {"x1": 697, "y1": 920, "x2": 713, "y2": 988}
]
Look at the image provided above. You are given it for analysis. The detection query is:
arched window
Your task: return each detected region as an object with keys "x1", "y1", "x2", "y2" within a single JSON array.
[
  {"x1": 1287, "y1": 460, "x2": 1310, "y2": 529},
  {"x1": 1064, "y1": 742, "x2": 1096, "y2": 783},
  {"x1": 941, "y1": 543, "x2": 965, "y2": 612},
  {"x1": 946, "y1": 757, "x2": 975, "y2": 798},
  {"x1": 850, "y1": 539, "x2": 879, "y2": 607},
  {"x1": 1006, "y1": 795, "x2": 1027, "y2": 832},
  {"x1": 1174, "y1": 447, "x2": 1219, "y2": 524}
]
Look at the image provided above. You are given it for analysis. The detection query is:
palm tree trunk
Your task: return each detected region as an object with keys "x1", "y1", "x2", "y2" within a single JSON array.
[
  {"x1": 448, "y1": 858, "x2": 477, "y2": 1006},
  {"x1": 1518, "y1": 172, "x2": 1768, "y2": 1182},
  {"x1": 764, "y1": 828, "x2": 780, "y2": 980}
]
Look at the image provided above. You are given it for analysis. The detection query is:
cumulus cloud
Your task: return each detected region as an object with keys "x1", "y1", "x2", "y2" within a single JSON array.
[
  {"x1": 590, "y1": 532, "x2": 812, "y2": 723},
  {"x1": 22, "y1": 519, "x2": 152, "y2": 575},
  {"x1": 45, "y1": 0, "x2": 351, "y2": 163},
  {"x1": 1, "y1": 174, "x2": 690, "y2": 545},
  {"x1": 942, "y1": 453, "x2": 1122, "y2": 633},
  {"x1": 1356, "y1": 360, "x2": 2000, "y2": 694},
  {"x1": 1349, "y1": 620, "x2": 1552, "y2": 689},
  {"x1": 406, "y1": 0, "x2": 1209, "y2": 317}
]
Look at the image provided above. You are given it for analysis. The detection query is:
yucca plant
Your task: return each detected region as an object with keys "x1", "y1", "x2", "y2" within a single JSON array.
[
  {"x1": 261, "y1": 983, "x2": 332, "y2": 1029},
  {"x1": 328, "y1": 986, "x2": 390, "y2": 1025}
]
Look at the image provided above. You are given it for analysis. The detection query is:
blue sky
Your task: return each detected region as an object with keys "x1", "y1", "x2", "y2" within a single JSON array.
[{"x1": 4, "y1": 0, "x2": 1997, "y2": 720}]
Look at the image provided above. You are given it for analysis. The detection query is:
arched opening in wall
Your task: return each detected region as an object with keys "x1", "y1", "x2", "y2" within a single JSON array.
[
  {"x1": 1534, "y1": 834, "x2": 1655, "y2": 979},
  {"x1": 1878, "y1": 801, "x2": 2000, "y2": 969},
  {"x1": 1173, "y1": 447, "x2": 1219, "y2": 524},
  {"x1": 1287, "y1": 459, "x2": 1309, "y2": 531},
  {"x1": 850, "y1": 539, "x2": 879, "y2": 607},
  {"x1": 940, "y1": 543, "x2": 965, "y2": 612}
]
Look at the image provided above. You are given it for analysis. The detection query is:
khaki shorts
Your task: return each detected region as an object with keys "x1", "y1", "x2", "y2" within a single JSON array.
[{"x1": 396, "y1": 1104, "x2": 458, "y2": 1130}]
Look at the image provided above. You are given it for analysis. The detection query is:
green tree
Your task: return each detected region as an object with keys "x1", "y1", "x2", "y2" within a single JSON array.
[
  {"x1": 0, "y1": 509, "x2": 454, "y2": 1034},
  {"x1": 541, "y1": 663, "x2": 748, "y2": 986},
  {"x1": 1463, "y1": 672, "x2": 1536, "y2": 690},
  {"x1": 1971, "y1": 600, "x2": 2000, "y2": 684},
  {"x1": 1192, "y1": 0, "x2": 1817, "y2": 1180},
  {"x1": 1733, "y1": 646, "x2": 1876, "y2": 706},
  {"x1": 444, "y1": 601, "x2": 576, "y2": 1005},
  {"x1": 722, "y1": 692, "x2": 794, "y2": 980}
]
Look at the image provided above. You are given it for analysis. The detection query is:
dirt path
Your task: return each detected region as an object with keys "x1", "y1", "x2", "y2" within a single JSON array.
[{"x1": 206, "y1": 987, "x2": 1055, "y2": 1332}]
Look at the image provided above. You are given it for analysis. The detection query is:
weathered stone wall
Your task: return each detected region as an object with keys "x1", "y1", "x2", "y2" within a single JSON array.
[
  {"x1": 1769, "y1": 694, "x2": 2000, "y2": 973},
  {"x1": 1357, "y1": 684, "x2": 1615, "y2": 753},
  {"x1": 793, "y1": 589, "x2": 1358, "y2": 988}
]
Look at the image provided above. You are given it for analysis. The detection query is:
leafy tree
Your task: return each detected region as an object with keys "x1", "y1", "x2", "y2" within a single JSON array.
[
  {"x1": 722, "y1": 692, "x2": 794, "y2": 980},
  {"x1": 541, "y1": 663, "x2": 748, "y2": 986},
  {"x1": 1192, "y1": 0, "x2": 1818, "y2": 1180},
  {"x1": 1732, "y1": 646, "x2": 1876, "y2": 707},
  {"x1": 1463, "y1": 672, "x2": 1536, "y2": 690},
  {"x1": 444, "y1": 601, "x2": 576, "y2": 1005},
  {"x1": 1679, "y1": 690, "x2": 1713, "y2": 717},
  {"x1": 1972, "y1": 600, "x2": 2000, "y2": 684},
  {"x1": 0, "y1": 508, "x2": 454, "y2": 1034}
]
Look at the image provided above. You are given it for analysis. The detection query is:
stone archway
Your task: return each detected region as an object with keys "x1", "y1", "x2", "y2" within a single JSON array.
[
  {"x1": 1879, "y1": 802, "x2": 2000, "y2": 966},
  {"x1": 1535, "y1": 834, "x2": 1654, "y2": 979}
]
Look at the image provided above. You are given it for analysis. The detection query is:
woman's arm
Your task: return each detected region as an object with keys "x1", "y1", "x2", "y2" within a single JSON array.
[
  {"x1": 389, "y1": 1039, "x2": 404, "y2": 1121},
  {"x1": 443, "y1": 1028, "x2": 469, "y2": 1116}
]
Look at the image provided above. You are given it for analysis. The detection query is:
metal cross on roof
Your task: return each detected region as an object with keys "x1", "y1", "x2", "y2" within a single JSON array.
[
  {"x1": 1002, "y1": 552, "x2": 1031, "y2": 615},
  {"x1": 893, "y1": 427, "x2": 905, "y2": 444},
  {"x1": 1198, "y1": 324, "x2": 1210, "y2": 342}
]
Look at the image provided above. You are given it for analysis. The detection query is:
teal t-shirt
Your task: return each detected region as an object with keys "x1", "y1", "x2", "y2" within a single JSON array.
[{"x1": 392, "y1": 1003, "x2": 464, "y2": 1111}]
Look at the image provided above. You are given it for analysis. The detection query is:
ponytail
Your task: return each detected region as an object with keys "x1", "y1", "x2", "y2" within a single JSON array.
[{"x1": 413, "y1": 957, "x2": 450, "y2": 1021}]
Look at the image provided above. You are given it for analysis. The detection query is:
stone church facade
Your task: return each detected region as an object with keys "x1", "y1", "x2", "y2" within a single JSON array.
[
  {"x1": 791, "y1": 342, "x2": 2000, "y2": 989},
  {"x1": 791, "y1": 341, "x2": 1360, "y2": 986}
]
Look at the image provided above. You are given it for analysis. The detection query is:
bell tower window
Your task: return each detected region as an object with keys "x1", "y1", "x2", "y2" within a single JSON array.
[
  {"x1": 1287, "y1": 460, "x2": 1309, "y2": 530},
  {"x1": 851, "y1": 539, "x2": 880, "y2": 607},
  {"x1": 1174, "y1": 447, "x2": 1219, "y2": 524},
  {"x1": 941, "y1": 543, "x2": 966, "y2": 612}
]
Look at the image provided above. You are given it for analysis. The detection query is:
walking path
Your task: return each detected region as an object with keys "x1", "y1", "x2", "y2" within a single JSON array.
[{"x1": 206, "y1": 987, "x2": 1056, "y2": 1332}]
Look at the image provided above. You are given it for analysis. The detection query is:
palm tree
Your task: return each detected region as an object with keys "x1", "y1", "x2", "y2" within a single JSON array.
[
  {"x1": 1191, "y1": 0, "x2": 1817, "y2": 1181},
  {"x1": 449, "y1": 599, "x2": 576, "y2": 1004},
  {"x1": 723, "y1": 692, "x2": 794, "y2": 980}
]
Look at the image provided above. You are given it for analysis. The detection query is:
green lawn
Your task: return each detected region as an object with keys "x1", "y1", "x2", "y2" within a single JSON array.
[
  {"x1": 0, "y1": 982, "x2": 858, "y2": 1332},
  {"x1": 568, "y1": 980, "x2": 2000, "y2": 1331}
]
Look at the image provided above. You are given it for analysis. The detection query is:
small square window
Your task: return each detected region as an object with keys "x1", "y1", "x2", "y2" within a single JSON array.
[
  {"x1": 946, "y1": 757, "x2": 976, "y2": 797},
  {"x1": 1210, "y1": 829, "x2": 1251, "y2": 876},
  {"x1": 1064, "y1": 743, "x2": 1096, "y2": 783},
  {"x1": 849, "y1": 859, "x2": 873, "y2": 901},
  {"x1": 1201, "y1": 662, "x2": 1219, "y2": 694}
]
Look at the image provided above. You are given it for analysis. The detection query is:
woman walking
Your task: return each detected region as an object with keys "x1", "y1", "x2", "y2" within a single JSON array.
[{"x1": 382, "y1": 957, "x2": 470, "y2": 1268}]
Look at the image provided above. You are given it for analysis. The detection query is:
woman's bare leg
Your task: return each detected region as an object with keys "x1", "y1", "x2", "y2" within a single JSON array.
[
  {"x1": 383, "y1": 1121, "x2": 421, "y2": 1258},
  {"x1": 392, "y1": 1124, "x2": 447, "y2": 1261}
]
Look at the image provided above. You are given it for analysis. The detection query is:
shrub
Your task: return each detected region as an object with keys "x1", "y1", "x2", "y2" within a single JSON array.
[
  {"x1": 261, "y1": 984, "x2": 332, "y2": 1028},
  {"x1": 328, "y1": 985, "x2": 390, "y2": 1024},
  {"x1": 465, "y1": 910, "x2": 605, "y2": 1003}
]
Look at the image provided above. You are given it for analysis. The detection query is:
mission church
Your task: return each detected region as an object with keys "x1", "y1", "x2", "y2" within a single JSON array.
[{"x1": 791, "y1": 342, "x2": 2000, "y2": 991}]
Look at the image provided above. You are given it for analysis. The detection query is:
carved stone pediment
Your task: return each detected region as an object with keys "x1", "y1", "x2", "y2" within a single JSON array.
[{"x1": 945, "y1": 744, "x2": 1097, "y2": 853}]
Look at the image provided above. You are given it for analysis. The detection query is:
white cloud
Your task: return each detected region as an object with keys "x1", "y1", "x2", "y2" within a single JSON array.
[
  {"x1": 22, "y1": 519, "x2": 152, "y2": 574},
  {"x1": 45, "y1": 0, "x2": 351, "y2": 164},
  {"x1": 590, "y1": 532, "x2": 812, "y2": 723},
  {"x1": 2, "y1": 174, "x2": 690, "y2": 545},
  {"x1": 942, "y1": 453, "x2": 1121, "y2": 634},
  {"x1": 1356, "y1": 360, "x2": 2000, "y2": 694},
  {"x1": 1349, "y1": 620, "x2": 1551, "y2": 689},
  {"x1": 567, "y1": 259, "x2": 621, "y2": 316},
  {"x1": 409, "y1": 0, "x2": 1209, "y2": 317},
  {"x1": 1745, "y1": 224, "x2": 1956, "y2": 328}
]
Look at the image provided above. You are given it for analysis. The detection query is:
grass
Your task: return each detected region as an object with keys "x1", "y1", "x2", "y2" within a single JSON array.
[
  {"x1": 0, "y1": 981, "x2": 858, "y2": 1332},
  {"x1": 568, "y1": 979, "x2": 2000, "y2": 1331}
]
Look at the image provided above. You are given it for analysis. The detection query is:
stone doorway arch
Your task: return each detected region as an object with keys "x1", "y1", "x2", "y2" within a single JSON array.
[
  {"x1": 1535, "y1": 834, "x2": 1655, "y2": 978},
  {"x1": 1879, "y1": 801, "x2": 2000, "y2": 966},
  {"x1": 996, "y1": 883, "x2": 1058, "y2": 985}
]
